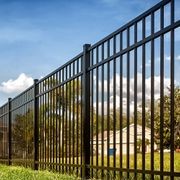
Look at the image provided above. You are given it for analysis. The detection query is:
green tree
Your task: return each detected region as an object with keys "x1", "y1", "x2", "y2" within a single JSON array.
[
  {"x1": 11, "y1": 79, "x2": 82, "y2": 160},
  {"x1": 39, "y1": 79, "x2": 82, "y2": 158},
  {"x1": 153, "y1": 87, "x2": 180, "y2": 149},
  {"x1": 12, "y1": 109, "x2": 34, "y2": 159}
]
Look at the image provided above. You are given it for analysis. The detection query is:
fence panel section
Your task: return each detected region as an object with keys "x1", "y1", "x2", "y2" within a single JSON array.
[
  {"x1": 0, "y1": 103, "x2": 9, "y2": 165},
  {"x1": 10, "y1": 87, "x2": 34, "y2": 168},
  {"x1": 36, "y1": 53, "x2": 84, "y2": 177},
  {"x1": 88, "y1": 0, "x2": 180, "y2": 179}
]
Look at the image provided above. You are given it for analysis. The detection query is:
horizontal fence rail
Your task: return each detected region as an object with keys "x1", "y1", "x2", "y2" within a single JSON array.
[{"x1": 0, "y1": 0, "x2": 180, "y2": 179}]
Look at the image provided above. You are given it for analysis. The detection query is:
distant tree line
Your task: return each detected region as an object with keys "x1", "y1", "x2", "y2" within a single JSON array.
[{"x1": 11, "y1": 83, "x2": 180, "y2": 159}]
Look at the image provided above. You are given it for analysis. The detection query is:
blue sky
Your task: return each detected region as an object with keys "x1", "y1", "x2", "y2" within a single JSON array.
[{"x1": 0, "y1": 0, "x2": 179, "y2": 106}]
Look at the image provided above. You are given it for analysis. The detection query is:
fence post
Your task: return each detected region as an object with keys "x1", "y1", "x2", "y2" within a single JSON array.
[
  {"x1": 8, "y1": 98, "x2": 12, "y2": 166},
  {"x1": 34, "y1": 79, "x2": 39, "y2": 170},
  {"x1": 82, "y1": 44, "x2": 91, "y2": 179}
]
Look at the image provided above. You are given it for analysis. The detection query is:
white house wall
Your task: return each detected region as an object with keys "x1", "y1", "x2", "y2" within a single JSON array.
[{"x1": 93, "y1": 124, "x2": 157, "y2": 155}]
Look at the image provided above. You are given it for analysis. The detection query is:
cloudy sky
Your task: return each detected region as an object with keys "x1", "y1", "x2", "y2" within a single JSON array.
[{"x1": 0, "y1": 0, "x2": 180, "y2": 106}]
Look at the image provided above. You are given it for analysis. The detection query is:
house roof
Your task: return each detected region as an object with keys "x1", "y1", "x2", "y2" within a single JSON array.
[
  {"x1": 122, "y1": 123, "x2": 151, "y2": 133},
  {"x1": 93, "y1": 124, "x2": 151, "y2": 141},
  {"x1": 93, "y1": 130, "x2": 113, "y2": 141}
]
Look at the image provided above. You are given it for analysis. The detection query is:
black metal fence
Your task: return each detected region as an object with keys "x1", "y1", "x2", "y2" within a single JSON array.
[{"x1": 0, "y1": 0, "x2": 180, "y2": 179}]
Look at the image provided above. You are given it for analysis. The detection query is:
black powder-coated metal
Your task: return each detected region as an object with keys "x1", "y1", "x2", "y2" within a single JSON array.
[
  {"x1": 142, "y1": 17, "x2": 146, "y2": 180},
  {"x1": 134, "y1": 22, "x2": 138, "y2": 180},
  {"x1": 160, "y1": 5, "x2": 165, "y2": 180},
  {"x1": 151, "y1": 12, "x2": 155, "y2": 180},
  {"x1": 170, "y1": 1, "x2": 175, "y2": 180},
  {"x1": 82, "y1": 44, "x2": 91, "y2": 179},
  {"x1": 34, "y1": 79, "x2": 39, "y2": 170},
  {"x1": 8, "y1": 98, "x2": 12, "y2": 166}
]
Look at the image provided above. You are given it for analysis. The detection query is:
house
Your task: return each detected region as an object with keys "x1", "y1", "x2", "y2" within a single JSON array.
[{"x1": 93, "y1": 124, "x2": 157, "y2": 155}]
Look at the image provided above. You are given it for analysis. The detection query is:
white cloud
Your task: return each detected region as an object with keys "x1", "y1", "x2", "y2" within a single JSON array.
[
  {"x1": 96, "y1": 73, "x2": 170, "y2": 100},
  {"x1": 93, "y1": 73, "x2": 172, "y2": 115},
  {"x1": 176, "y1": 55, "x2": 180, "y2": 61},
  {"x1": 165, "y1": 56, "x2": 171, "y2": 61},
  {"x1": 162, "y1": 55, "x2": 180, "y2": 61},
  {"x1": 0, "y1": 73, "x2": 33, "y2": 94}
]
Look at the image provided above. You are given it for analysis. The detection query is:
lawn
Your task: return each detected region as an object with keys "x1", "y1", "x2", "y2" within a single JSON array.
[
  {"x1": 0, "y1": 164, "x2": 79, "y2": 180},
  {"x1": 38, "y1": 152, "x2": 180, "y2": 173},
  {"x1": 90, "y1": 152, "x2": 180, "y2": 179},
  {"x1": 1, "y1": 153, "x2": 179, "y2": 179},
  {"x1": 91, "y1": 152, "x2": 180, "y2": 172}
]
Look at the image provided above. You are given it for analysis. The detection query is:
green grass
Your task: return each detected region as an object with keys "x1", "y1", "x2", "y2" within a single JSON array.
[
  {"x1": 0, "y1": 164, "x2": 79, "y2": 180},
  {"x1": 1, "y1": 153, "x2": 179, "y2": 179},
  {"x1": 92, "y1": 152, "x2": 180, "y2": 172},
  {"x1": 40, "y1": 152, "x2": 180, "y2": 172}
]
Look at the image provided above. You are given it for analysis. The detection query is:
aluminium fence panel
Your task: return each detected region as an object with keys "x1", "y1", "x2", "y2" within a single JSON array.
[{"x1": 88, "y1": 0, "x2": 180, "y2": 179}]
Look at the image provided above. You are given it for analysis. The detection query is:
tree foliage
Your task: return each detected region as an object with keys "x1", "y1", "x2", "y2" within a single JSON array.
[
  {"x1": 12, "y1": 109, "x2": 34, "y2": 158},
  {"x1": 151, "y1": 87, "x2": 180, "y2": 149}
]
